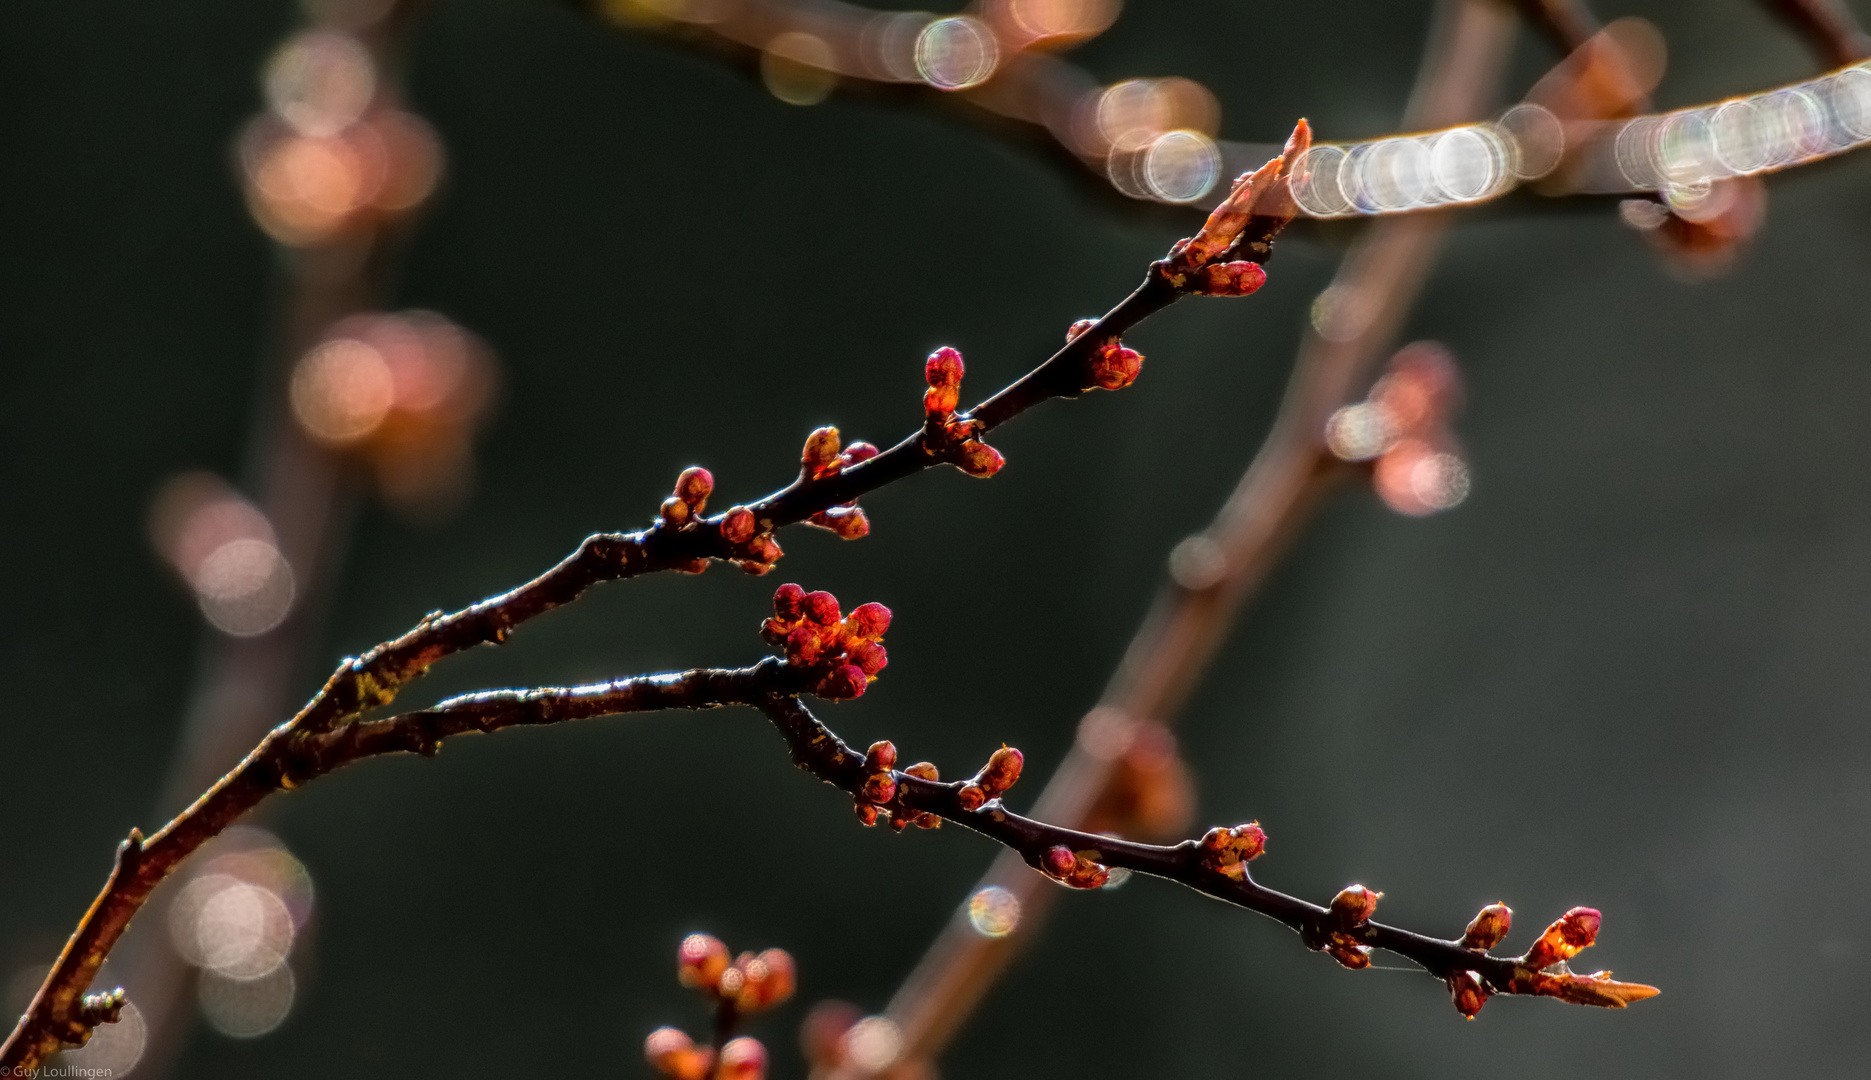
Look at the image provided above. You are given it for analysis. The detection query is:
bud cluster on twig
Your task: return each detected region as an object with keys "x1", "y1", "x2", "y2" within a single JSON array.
[
  {"x1": 761, "y1": 584, "x2": 891, "y2": 699},
  {"x1": 646, "y1": 933, "x2": 796, "y2": 1080}
]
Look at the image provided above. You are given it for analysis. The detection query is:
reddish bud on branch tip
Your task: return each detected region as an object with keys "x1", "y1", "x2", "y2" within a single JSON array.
[
  {"x1": 846, "y1": 601, "x2": 891, "y2": 640},
  {"x1": 743, "y1": 533, "x2": 782, "y2": 569},
  {"x1": 784, "y1": 625, "x2": 822, "y2": 666},
  {"x1": 1230, "y1": 822, "x2": 1267, "y2": 861},
  {"x1": 659, "y1": 496, "x2": 691, "y2": 527},
  {"x1": 720, "y1": 506, "x2": 756, "y2": 545},
  {"x1": 1044, "y1": 845, "x2": 1077, "y2": 877},
  {"x1": 675, "y1": 466, "x2": 713, "y2": 511},
  {"x1": 733, "y1": 949, "x2": 795, "y2": 1012},
  {"x1": 864, "y1": 740, "x2": 897, "y2": 772},
  {"x1": 803, "y1": 590, "x2": 841, "y2": 626},
  {"x1": 802, "y1": 426, "x2": 842, "y2": 476},
  {"x1": 1066, "y1": 318, "x2": 1098, "y2": 342},
  {"x1": 1177, "y1": 118, "x2": 1311, "y2": 269},
  {"x1": 1330, "y1": 884, "x2": 1382, "y2": 927},
  {"x1": 645, "y1": 1027, "x2": 714, "y2": 1080},
  {"x1": 716, "y1": 1037, "x2": 768, "y2": 1080},
  {"x1": 1462, "y1": 902, "x2": 1513, "y2": 951},
  {"x1": 925, "y1": 346, "x2": 964, "y2": 389},
  {"x1": 860, "y1": 771, "x2": 897, "y2": 804},
  {"x1": 842, "y1": 440, "x2": 880, "y2": 465},
  {"x1": 677, "y1": 933, "x2": 730, "y2": 990},
  {"x1": 773, "y1": 582, "x2": 805, "y2": 620},
  {"x1": 1193, "y1": 261, "x2": 1268, "y2": 297}
]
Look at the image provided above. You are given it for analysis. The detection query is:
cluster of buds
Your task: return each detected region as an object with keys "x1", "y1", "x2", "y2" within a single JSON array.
[
  {"x1": 1065, "y1": 319, "x2": 1147, "y2": 391},
  {"x1": 919, "y1": 347, "x2": 1005, "y2": 477},
  {"x1": 645, "y1": 934, "x2": 796, "y2": 1080},
  {"x1": 797, "y1": 426, "x2": 876, "y2": 538},
  {"x1": 1302, "y1": 884, "x2": 1382, "y2": 970},
  {"x1": 1506, "y1": 906, "x2": 1658, "y2": 1009},
  {"x1": 955, "y1": 745, "x2": 1023, "y2": 810},
  {"x1": 1161, "y1": 119, "x2": 1311, "y2": 285},
  {"x1": 655, "y1": 467, "x2": 782, "y2": 575},
  {"x1": 1323, "y1": 342, "x2": 1471, "y2": 516},
  {"x1": 849, "y1": 741, "x2": 943, "y2": 830},
  {"x1": 1445, "y1": 901, "x2": 1513, "y2": 1019},
  {"x1": 1041, "y1": 844, "x2": 1112, "y2": 889},
  {"x1": 1196, "y1": 822, "x2": 1267, "y2": 881},
  {"x1": 761, "y1": 584, "x2": 890, "y2": 699}
]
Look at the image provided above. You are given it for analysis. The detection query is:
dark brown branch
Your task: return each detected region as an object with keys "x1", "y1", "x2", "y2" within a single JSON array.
[
  {"x1": 1763, "y1": 0, "x2": 1871, "y2": 66},
  {"x1": 1, "y1": 134, "x2": 1314, "y2": 1069}
]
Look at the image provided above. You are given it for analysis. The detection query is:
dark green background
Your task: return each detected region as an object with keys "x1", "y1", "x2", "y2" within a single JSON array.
[{"x1": 4, "y1": 1, "x2": 1869, "y2": 1076}]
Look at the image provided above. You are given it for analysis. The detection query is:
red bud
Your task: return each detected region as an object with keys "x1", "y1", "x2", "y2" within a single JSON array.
[
  {"x1": 772, "y1": 583, "x2": 805, "y2": 619},
  {"x1": 1448, "y1": 970, "x2": 1489, "y2": 1019},
  {"x1": 660, "y1": 496, "x2": 691, "y2": 526},
  {"x1": 802, "y1": 426, "x2": 842, "y2": 477},
  {"x1": 861, "y1": 771, "x2": 897, "y2": 804},
  {"x1": 1043, "y1": 845, "x2": 1077, "y2": 878},
  {"x1": 716, "y1": 1037, "x2": 767, "y2": 1080},
  {"x1": 675, "y1": 466, "x2": 714, "y2": 511},
  {"x1": 955, "y1": 439, "x2": 1004, "y2": 477},
  {"x1": 1089, "y1": 344, "x2": 1144, "y2": 390},
  {"x1": 785, "y1": 625, "x2": 822, "y2": 666},
  {"x1": 721, "y1": 506, "x2": 757, "y2": 544},
  {"x1": 1330, "y1": 884, "x2": 1381, "y2": 927},
  {"x1": 864, "y1": 740, "x2": 897, "y2": 771},
  {"x1": 979, "y1": 746, "x2": 1023, "y2": 794},
  {"x1": 842, "y1": 441, "x2": 880, "y2": 465},
  {"x1": 848, "y1": 640, "x2": 888, "y2": 675},
  {"x1": 925, "y1": 346, "x2": 964, "y2": 388},
  {"x1": 803, "y1": 590, "x2": 841, "y2": 626},
  {"x1": 1462, "y1": 903, "x2": 1513, "y2": 951},
  {"x1": 677, "y1": 933, "x2": 730, "y2": 989},
  {"x1": 903, "y1": 761, "x2": 939, "y2": 782},
  {"x1": 846, "y1": 602, "x2": 891, "y2": 640},
  {"x1": 817, "y1": 664, "x2": 868, "y2": 699},
  {"x1": 1066, "y1": 318, "x2": 1098, "y2": 342}
]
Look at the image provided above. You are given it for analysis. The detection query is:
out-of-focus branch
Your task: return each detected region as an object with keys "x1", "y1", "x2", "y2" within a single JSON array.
[
  {"x1": 870, "y1": 0, "x2": 1518, "y2": 1068},
  {"x1": 1763, "y1": 0, "x2": 1871, "y2": 66},
  {"x1": 1, "y1": 131, "x2": 1311, "y2": 1073}
]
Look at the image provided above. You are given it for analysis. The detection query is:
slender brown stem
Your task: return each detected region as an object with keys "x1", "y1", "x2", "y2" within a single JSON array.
[{"x1": 1762, "y1": 0, "x2": 1871, "y2": 66}]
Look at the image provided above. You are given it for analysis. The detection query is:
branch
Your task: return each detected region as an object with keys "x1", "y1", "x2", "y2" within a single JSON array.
[
  {"x1": 1, "y1": 128, "x2": 1312, "y2": 1071},
  {"x1": 1762, "y1": 0, "x2": 1871, "y2": 66}
]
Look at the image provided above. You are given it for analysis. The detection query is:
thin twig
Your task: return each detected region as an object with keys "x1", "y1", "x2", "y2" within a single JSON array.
[{"x1": 1762, "y1": 0, "x2": 1871, "y2": 66}]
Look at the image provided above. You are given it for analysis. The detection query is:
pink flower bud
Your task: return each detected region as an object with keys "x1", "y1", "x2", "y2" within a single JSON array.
[
  {"x1": 1462, "y1": 902, "x2": 1512, "y2": 951},
  {"x1": 811, "y1": 505, "x2": 870, "y2": 539},
  {"x1": 861, "y1": 771, "x2": 897, "y2": 804},
  {"x1": 803, "y1": 590, "x2": 841, "y2": 625},
  {"x1": 802, "y1": 426, "x2": 842, "y2": 477},
  {"x1": 979, "y1": 745, "x2": 1023, "y2": 794},
  {"x1": 1525, "y1": 906, "x2": 1602, "y2": 970},
  {"x1": 1043, "y1": 845, "x2": 1078, "y2": 878},
  {"x1": 721, "y1": 506, "x2": 756, "y2": 544},
  {"x1": 845, "y1": 601, "x2": 892, "y2": 640},
  {"x1": 1195, "y1": 260, "x2": 1268, "y2": 296},
  {"x1": 842, "y1": 441, "x2": 880, "y2": 465},
  {"x1": 1230, "y1": 822, "x2": 1267, "y2": 862},
  {"x1": 955, "y1": 439, "x2": 1004, "y2": 477},
  {"x1": 785, "y1": 625, "x2": 822, "y2": 666},
  {"x1": 1089, "y1": 344, "x2": 1144, "y2": 390},
  {"x1": 675, "y1": 466, "x2": 714, "y2": 511},
  {"x1": 1066, "y1": 318, "x2": 1098, "y2": 342},
  {"x1": 772, "y1": 583, "x2": 805, "y2": 620},
  {"x1": 734, "y1": 950, "x2": 795, "y2": 1012},
  {"x1": 848, "y1": 640, "x2": 888, "y2": 675},
  {"x1": 745, "y1": 533, "x2": 782, "y2": 566},
  {"x1": 677, "y1": 933, "x2": 730, "y2": 990},
  {"x1": 1448, "y1": 970, "x2": 1489, "y2": 1019},
  {"x1": 925, "y1": 346, "x2": 964, "y2": 388},
  {"x1": 645, "y1": 1027, "x2": 713, "y2": 1080},
  {"x1": 716, "y1": 1037, "x2": 767, "y2": 1080},
  {"x1": 1330, "y1": 884, "x2": 1381, "y2": 927},
  {"x1": 816, "y1": 664, "x2": 868, "y2": 699},
  {"x1": 864, "y1": 740, "x2": 898, "y2": 772},
  {"x1": 660, "y1": 496, "x2": 691, "y2": 526}
]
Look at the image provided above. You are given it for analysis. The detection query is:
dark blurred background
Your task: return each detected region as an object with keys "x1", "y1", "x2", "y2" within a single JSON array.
[{"x1": 4, "y1": 0, "x2": 1870, "y2": 1077}]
